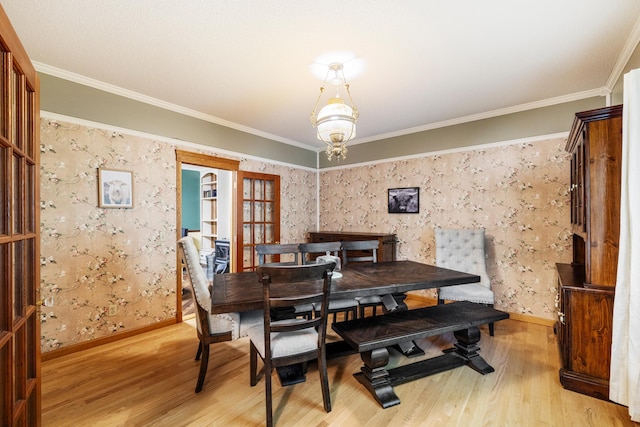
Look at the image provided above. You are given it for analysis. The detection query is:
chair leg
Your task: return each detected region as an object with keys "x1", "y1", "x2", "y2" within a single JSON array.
[
  {"x1": 264, "y1": 359, "x2": 273, "y2": 427},
  {"x1": 195, "y1": 343, "x2": 209, "y2": 393},
  {"x1": 195, "y1": 342, "x2": 202, "y2": 361},
  {"x1": 250, "y1": 342, "x2": 258, "y2": 387},
  {"x1": 489, "y1": 322, "x2": 495, "y2": 336},
  {"x1": 318, "y1": 349, "x2": 332, "y2": 413}
]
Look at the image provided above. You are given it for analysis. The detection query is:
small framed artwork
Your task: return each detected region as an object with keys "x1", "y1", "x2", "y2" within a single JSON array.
[
  {"x1": 388, "y1": 187, "x2": 419, "y2": 213},
  {"x1": 98, "y1": 168, "x2": 134, "y2": 208}
]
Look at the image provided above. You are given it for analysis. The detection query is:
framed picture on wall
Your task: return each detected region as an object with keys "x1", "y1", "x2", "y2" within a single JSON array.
[
  {"x1": 98, "y1": 168, "x2": 134, "y2": 208},
  {"x1": 388, "y1": 187, "x2": 419, "y2": 213}
]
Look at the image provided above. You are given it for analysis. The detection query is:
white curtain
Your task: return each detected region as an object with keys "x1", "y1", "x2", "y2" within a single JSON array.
[{"x1": 610, "y1": 68, "x2": 640, "y2": 421}]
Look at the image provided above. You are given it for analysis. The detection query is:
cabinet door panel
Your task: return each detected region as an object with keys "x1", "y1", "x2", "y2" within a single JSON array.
[{"x1": 567, "y1": 290, "x2": 614, "y2": 379}]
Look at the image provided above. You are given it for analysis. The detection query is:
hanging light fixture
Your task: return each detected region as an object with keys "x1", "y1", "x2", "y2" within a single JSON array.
[{"x1": 310, "y1": 62, "x2": 359, "y2": 161}]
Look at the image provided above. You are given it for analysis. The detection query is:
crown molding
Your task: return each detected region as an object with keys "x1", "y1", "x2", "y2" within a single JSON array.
[
  {"x1": 321, "y1": 131, "x2": 570, "y2": 171},
  {"x1": 34, "y1": 62, "x2": 316, "y2": 152},
  {"x1": 39, "y1": 110, "x2": 317, "y2": 172},
  {"x1": 34, "y1": 61, "x2": 603, "y2": 156},
  {"x1": 346, "y1": 89, "x2": 602, "y2": 147},
  {"x1": 605, "y1": 15, "x2": 640, "y2": 90}
]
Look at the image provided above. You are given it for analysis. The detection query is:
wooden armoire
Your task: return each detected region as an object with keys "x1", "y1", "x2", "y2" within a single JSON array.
[{"x1": 556, "y1": 105, "x2": 622, "y2": 400}]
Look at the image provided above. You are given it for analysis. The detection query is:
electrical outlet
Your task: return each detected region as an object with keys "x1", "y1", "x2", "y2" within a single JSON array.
[{"x1": 108, "y1": 304, "x2": 118, "y2": 316}]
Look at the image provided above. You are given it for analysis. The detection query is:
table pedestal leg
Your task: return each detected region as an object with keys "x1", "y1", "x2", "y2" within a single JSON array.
[
  {"x1": 446, "y1": 326, "x2": 495, "y2": 374},
  {"x1": 383, "y1": 293, "x2": 425, "y2": 358},
  {"x1": 353, "y1": 347, "x2": 401, "y2": 408}
]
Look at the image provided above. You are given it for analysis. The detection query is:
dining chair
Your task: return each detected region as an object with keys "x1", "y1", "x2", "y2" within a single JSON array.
[
  {"x1": 341, "y1": 240, "x2": 385, "y2": 318},
  {"x1": 177, "y1": 237, "x2": 262, "y2": 392},
  {"x1": 248, "y1": 262, "x2": 336, "y2": 427},
  {"x1": 255, "y1": 243, "x2": 301, "y2": 266},
  {"x1": 299, "y1": 241, "x2": 359, "y2": 322},
  {"x1": 435, "y1": 228, "x2": 496, "y2": 336},
  {"x1": 256, "y1": 243, "x2": 312, "y2": 319}
]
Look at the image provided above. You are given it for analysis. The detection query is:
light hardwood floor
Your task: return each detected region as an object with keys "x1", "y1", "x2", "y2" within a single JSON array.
[{"x1": 42, "y1": 313, "x2": 636, "y2": 426}]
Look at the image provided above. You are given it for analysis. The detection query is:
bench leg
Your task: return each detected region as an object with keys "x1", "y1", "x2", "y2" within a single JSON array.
[
  {"x1": 449, "y1": 326, "x2": 495, "y2": 375},
  {"x1": 353, "y1": 347, "x2": 401, "y2": 408}
]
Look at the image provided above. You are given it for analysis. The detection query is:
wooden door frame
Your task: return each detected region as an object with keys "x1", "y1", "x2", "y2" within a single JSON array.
[
  {"x1": 175, "y1": 150, "x2": 239, "y2": 322},
  {"x1": 0, "y1": 5, "x2": 41, "y2": 425}
]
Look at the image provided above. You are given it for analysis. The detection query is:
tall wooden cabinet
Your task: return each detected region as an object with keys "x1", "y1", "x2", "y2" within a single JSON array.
[{"x1": 556, "y1": 105, "x2": 622, "y2": 400}]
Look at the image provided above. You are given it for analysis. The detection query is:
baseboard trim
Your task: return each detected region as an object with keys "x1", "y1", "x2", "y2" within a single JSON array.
[
  {"x1": 405, "y1": 294, "x2": 556, "y2": 327},
  {"x1": 41, "y1": 318, "x2": 177, "y2": 361}
]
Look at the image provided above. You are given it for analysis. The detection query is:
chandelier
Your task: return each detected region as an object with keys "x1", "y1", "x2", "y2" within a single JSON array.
[{"x1": 310, "y1": 62, "x2": 359, "y2": 161}]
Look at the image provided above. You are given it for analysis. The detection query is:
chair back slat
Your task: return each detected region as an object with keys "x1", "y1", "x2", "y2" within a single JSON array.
[
  {"x1": 341, "y1": 240, "x2": 379, "y2": 267},
  {"x1": 255, "y1": 243, "x2": 301, "y2": 266},
  {"x1": 299, "y1": 241, "x2": 341, "y2": 265}
]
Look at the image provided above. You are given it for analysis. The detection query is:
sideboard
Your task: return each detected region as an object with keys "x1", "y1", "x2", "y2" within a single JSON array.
[{"x1": 307, "y1": 231, "x2": 397, "y2": 262}]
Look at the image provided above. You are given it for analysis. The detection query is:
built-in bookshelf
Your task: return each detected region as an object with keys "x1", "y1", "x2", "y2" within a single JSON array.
[{"x1": 200, "y1": 171, "x2": 218, "y2": 257}]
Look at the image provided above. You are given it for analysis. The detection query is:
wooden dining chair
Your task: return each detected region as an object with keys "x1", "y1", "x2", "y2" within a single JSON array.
[
  {"x1": 299, "y1": 241, "x2": 359, "y2": 322},
  {"x1": 177, "y1": 237, "x2": 262, "y2": 393},
  {"x1": 256, "y1": 243, "x2": 312, "y2": 319},
  {"x1": 255, "y1": 243, "x2": 301, "y2": 266},
  {"x1": 248, "y1": 262, "x2": 335, "y2": 427},
  {"x1": 341, "y1": 240, "x2": 385, "y2": 318}
]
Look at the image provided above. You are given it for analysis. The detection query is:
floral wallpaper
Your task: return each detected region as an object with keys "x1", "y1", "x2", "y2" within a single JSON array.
[
  {"x1": 40, "y1": 116, "x2": 569, "y2": 354},
  {"x1": 319, "y1": 139, "x2": 573, "y2": 320},
  {"x1": 39, "y1": 119, "x2": 316, "y2": 353}
]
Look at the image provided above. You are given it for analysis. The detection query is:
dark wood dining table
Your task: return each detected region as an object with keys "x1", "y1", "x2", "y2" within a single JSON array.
[
  {"x1": 210, "y1": 260, "x2": 481, "y2": 314},
  {"x1": 210, "y1": 260, "x2": 481, "y2": 385}
]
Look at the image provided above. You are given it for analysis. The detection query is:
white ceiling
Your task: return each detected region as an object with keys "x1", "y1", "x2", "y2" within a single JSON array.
[{"x1": 2, "y1": 1, "x2": 640, "y2": 151}]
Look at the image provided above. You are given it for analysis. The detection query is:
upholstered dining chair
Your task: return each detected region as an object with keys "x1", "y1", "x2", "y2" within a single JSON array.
[
  {"x1": 248, "y1": 262, "x2": 336, "y2": 427},
  {"x1": 256, "y1": 243, "x2": 312, "y2": 319},
  {"x1": 177, "y1": 237, "x2": 262, "y2": 393},
  {"x1": 299, "y1": 241, "x2": 359, "y2": 322},
  {"x1": 435, "y1": 228, "x2": 496, "y2": 336},
  {"x1": 341, "y1": 240, "x2": 385, "y2": 318}
]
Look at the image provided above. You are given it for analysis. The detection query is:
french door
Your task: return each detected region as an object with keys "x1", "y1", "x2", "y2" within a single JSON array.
[
  {"x1": 0, "y1": 5, "x2": 41, "y2": 426},
  {"x1": 236, "y1": 171, "x2": 280, "y2": 272}
]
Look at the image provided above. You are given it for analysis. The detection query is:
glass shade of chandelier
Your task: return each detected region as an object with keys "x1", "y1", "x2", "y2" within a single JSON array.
[{"x1": 310, "y1": 63, "x2": 359, "y2": 161}]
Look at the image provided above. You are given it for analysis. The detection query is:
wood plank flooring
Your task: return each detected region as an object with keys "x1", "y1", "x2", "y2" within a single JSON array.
[{"x1": 42, "y1": 313, "x2": 637, "y2": 426}]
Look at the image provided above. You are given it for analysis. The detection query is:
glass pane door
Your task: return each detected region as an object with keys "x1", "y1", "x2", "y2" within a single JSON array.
[{"x1": 236, "y1": 171, "x2": 280, "y2": 272}]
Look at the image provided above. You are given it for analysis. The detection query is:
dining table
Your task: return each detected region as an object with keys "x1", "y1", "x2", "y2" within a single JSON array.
[
  {"x1": 211, "y1": 260, "x2": 481, "y2": 314},
  {"x1": 210, "y1": 260, "x2": 481, "y2": 385}
]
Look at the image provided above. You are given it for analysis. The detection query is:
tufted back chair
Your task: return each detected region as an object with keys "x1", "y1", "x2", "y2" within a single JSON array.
[
  {"x1": 435, "y1": 228, "x2": 495, "y2": 335},
  {"x1": 179, "y1": 237, "x2": 240, "y2": 338},
  {"x1": 178, "y1": 237, "x2": 261, "y2": 392}
]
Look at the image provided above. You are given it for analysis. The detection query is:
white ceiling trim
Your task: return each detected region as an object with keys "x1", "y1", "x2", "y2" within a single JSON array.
[
  {"x1": 35, "y1": 60, "x2": 605, "y2": 155},
  {"x1": 34, "y1": 62, "x2": 313, "y2": 151},
  {"x1": 39, "y1": 110, "x2": 318, "y2": 173},
  {"x1": 348, "y1": 89, "x2": 604, "y2": 147},
  {"x1": 605, "y1": 15, "x2": 640, "y2": 90},
  {"x1": 320, "y1": 131, "x2": 570, "y2": 172}
]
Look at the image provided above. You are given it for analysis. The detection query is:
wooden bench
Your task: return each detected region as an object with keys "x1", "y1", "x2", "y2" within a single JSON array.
[{"x1": 331, "y1": 300, "x2": 509, "y2": 408}]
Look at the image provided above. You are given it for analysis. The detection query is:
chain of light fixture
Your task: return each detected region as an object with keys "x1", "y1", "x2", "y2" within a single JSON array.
[{"x1": 310, "y1": 63, "x2": 359, "y2": 161}]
